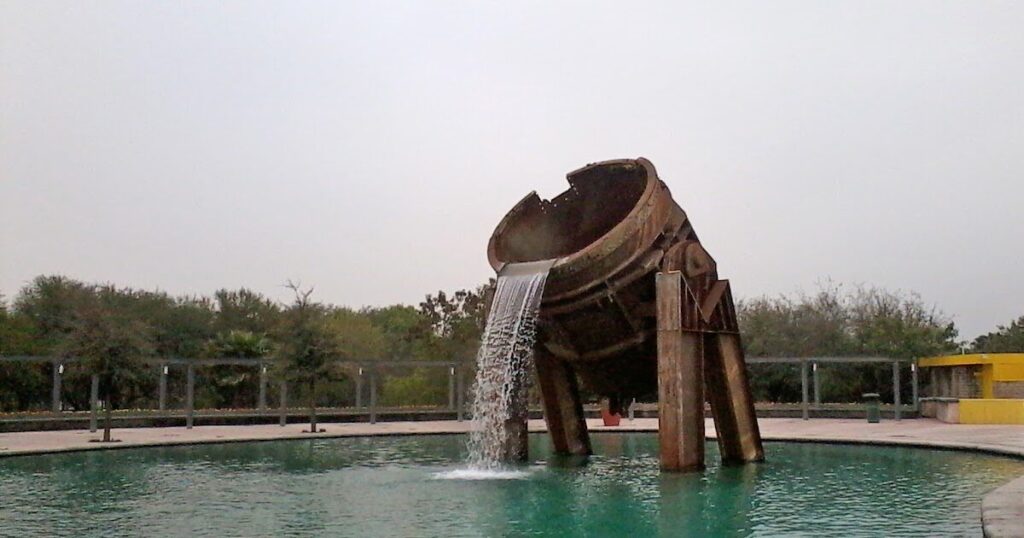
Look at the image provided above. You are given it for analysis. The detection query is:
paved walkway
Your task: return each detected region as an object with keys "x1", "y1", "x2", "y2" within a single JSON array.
[
  {"x1": 3, "y1": 417, "x2": 1024, "y2": 458},
  {"x1": 3, "y1": 418, "x2": 1024, "y2": 537}
]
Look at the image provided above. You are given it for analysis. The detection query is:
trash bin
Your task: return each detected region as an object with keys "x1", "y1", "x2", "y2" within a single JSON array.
[{"x1": 863, "y1": 393, "x2": 881, "y2": 423}]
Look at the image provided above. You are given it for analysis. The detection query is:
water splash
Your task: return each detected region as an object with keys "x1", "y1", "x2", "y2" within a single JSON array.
[
  {"x1": 466, "y1": 260, "x2": 554, "y2": 469},
  {"x1": 432, "y1": 468, "x2": 532, "y2": 480}
]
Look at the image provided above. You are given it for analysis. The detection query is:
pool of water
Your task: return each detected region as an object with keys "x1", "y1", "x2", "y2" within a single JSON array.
[{"x1": 2, "y1": 433, "x2": 1022, "y2": 537}]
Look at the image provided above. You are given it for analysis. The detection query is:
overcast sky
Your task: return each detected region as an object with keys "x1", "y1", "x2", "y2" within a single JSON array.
[{"x1": 1, "y1": 2, "x2": 1022, "y2": 340}]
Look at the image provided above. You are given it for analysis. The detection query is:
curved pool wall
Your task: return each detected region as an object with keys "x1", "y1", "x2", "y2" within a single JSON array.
[{"x1": 2, "y1": 433, "x2": 1023, "y2": 537}]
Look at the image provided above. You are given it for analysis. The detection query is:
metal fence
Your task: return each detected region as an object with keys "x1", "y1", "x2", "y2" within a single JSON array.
[
  {"x1": 0, "y1": 355, "x2": 471, "y2": 431},
  {"x1": 747, "y1": 356, "x2": 919, "y2": 420},
  {"x1": 1, "y1": 355, "x2": 919, "y2": 429}
]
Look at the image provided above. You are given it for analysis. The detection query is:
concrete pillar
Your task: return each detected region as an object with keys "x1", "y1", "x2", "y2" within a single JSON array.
[
  {"x1": 186, "y1": 364, "x2": 195, "y2": 429},
  {"x1": 89, "y1": 374, "x2": 99, "y2": 433},
  {"x1": 51, "y1": 361, "x2": 62, "y2": 413},
  {"x1": 656, "y1": 271, "x2": 705, "y2": 472},
  {"x1": 535, "y1": 349, "x2": 591, "y2": 456},
  {"x1": 911, "y1": 361, "x2": 919, "y2": 411},
  {"x1": 800, "y1": 360, "x2": 809, "y2": 420}
]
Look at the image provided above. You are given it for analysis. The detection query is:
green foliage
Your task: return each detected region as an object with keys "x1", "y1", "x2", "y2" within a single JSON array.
[
  {"x1": 273, "y1": 286, "x2": 340, "y2": 384},
  {"x1": 971, "y1": 316, "x2": 1024, "y2": 353},
  {"x1": 363, "y1": 305, "x2": 434, "y2": 359},
  {"x1": 213, "y1": 288, "x2": 282, "y2": 335},
  {"x1": 418, "y1": 280, "x2": 492, "y2": 361},
  {"x1": 1, "y1": 272, "x2": 992, "y2": 413},
  {"x1": 380, "y1": 370, "x2": 447, "y2": 407},
  {"x1": 739, "y1": 283, "x2": 959, "y2": 403},
  {"x1": 326, "y1": 308, "x2": 386, "y2": 361},
  {"x1": 56, "y1": 295, "x2": 156, "y2": 408}
]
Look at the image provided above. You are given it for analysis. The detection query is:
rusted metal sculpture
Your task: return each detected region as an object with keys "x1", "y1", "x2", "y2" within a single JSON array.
[{"x1": 487, "y1": 157, "x2": 764, "y2": 471}]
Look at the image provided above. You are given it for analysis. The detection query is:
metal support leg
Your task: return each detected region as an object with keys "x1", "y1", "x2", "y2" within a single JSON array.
[
  {"x1": 801, "y1": 360, "x2": 809, "y2": 420},
  {"x1": 51, "y1": 361, "x2": 62, "y2": 413},
  {"x1": 893, "y1": 361, "x2": 901, "y2": 421},
  {"x1": 535, "y1": 349, "x2": 591, "y2": 456},
  {"x1": 89, "y1": 374, "x2": 99, "y2": 433},
  {"x1": 704, "y1": 332, "x2": 764, "y2": 464},
  {"x1": 186, "y1": 364, "x2": 195, "y2": 429},
  {"x1": 279, "y1": 381, "x2": 287, "y2": 426},
  {"x1": 656, "y1": 271, "x2": 705, "y2": 472}
]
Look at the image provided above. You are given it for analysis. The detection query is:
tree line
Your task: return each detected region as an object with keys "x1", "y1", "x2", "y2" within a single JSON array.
[{"x1": 1, "y1": 275, "x2": 1022, "y2": 420}]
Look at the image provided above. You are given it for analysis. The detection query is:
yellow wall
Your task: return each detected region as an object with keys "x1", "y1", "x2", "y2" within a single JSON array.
[
  {"x1": 959, "y1": 399, "x2": 1024, "y2": 425},
  {"x1": 920, "y1": 354, "x2": 1024, "y2": 399}
]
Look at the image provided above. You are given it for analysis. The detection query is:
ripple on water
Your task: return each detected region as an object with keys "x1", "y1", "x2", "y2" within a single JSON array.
[{"x1": 1, "y1": 433, "x2": 1022, "y2": 538}]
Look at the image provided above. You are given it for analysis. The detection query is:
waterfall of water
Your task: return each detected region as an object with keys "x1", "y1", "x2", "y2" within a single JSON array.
[{"x1": 466, "y1": 260, "x2": 555, "y2": 469}]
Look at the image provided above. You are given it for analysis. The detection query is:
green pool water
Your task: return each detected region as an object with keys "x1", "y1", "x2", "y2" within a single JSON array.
[{"x1": 2, "y1": 433, "x2": 1022, "y2": 537}]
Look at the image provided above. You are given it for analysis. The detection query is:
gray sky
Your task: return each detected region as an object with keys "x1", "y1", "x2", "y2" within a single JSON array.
[{"x1": 1, "y1": 1, "x2": 1022, "y2": 340}]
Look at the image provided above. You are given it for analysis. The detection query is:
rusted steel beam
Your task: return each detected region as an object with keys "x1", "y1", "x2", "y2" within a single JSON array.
[
  {"x1": 536, "y1": 349, "x2": 592, "y2": 456},
  {"x1": 656, "y1": 271, "x2": 705, "y2": 472},
  {"x1": 706, "y1": 332, "x2": 764, "y2": 464}
]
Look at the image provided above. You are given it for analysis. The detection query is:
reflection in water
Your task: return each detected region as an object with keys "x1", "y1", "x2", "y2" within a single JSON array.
[{"x1": 1, "y1": 433, "x2": 1022, "y2": 537}]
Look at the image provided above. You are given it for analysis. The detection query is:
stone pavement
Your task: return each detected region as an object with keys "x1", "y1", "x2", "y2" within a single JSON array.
[
  {"x1": 3, "y1": 417, "x2": 1023, "y2": 458},
  {"x1": 2, "y1": 417, "x2": 1022, "y2": 537}
]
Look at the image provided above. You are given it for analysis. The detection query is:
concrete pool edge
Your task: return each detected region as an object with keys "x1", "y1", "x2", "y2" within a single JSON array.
[{"x1": 2, "y1": 418, "x2": 1023, "y2": 537}]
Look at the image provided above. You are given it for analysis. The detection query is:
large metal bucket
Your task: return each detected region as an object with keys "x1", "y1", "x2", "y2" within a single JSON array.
[{"x1": 487, "y1": 158, "x2": 692, "y2": 401}]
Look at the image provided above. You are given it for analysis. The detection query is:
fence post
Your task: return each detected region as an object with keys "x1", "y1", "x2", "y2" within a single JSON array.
[
  {"x1": 456, "y1": 365, "x2": 465, "y2": 422},
  {"x1": 186, "y1": 363, "x2": 195, "y2": 429},
  {"x1": 893, "y1": 361, "x2": 902, "y2": 421},
  {"x1": 629, "y1": 398, "x2": 636, "y2": 422},
  {"x1": 800, "y1": 359, "x2": 809, "y2": 420},
  {"x1": 911, "y1": 361, "x2": 919, "y2": 412},
  {"x1": 158, "y1": 364, "x2": 168, "y2": 411},
  {"x1": 448, "y1": 364, "x2": 456, "y2": 410},
  {"x1": 279, "y1": 381, "x2": 287, "y2": 427},
  {"x1": 355, "y1": 368, "x2": 363, "y2": 408},
  {"x1": 51, "y1": 361, "x2": 63, "y2": 413},
  {"x1": 89, "y1": 374, "x2": 99, "y2": 433},
  {"x1": 258, "y1": 364, "x2": 267, "y2": 412},
  {"x1": 369, "y1": 369, "x2": 378, "y2": 425},
  {"x1": 812, "y1": 362, "x2": 821, "y2": 407}
]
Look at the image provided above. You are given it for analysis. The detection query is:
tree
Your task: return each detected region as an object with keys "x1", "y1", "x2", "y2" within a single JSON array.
[
  {"x1": 213, "y1": 288, "x2": 282, "y2": 335},
  {"x1": 738, "y1": 283, "x2": 958, "y2": 403},
  {"x1": 203, "y1": 330, "x2": 272, "y2": 408},
  {"x1": 972, "y1": 316, "x2": 1024, "y2": 353},
  {"x1": 419, "y1": 280, "x2": 493, "y2": 362},
  {"x1": 59, "y1": 298, "x2": 155, "y2": 442},
  {"x1": 275, "y1": 284, "x2": 341, "y2": 433}
]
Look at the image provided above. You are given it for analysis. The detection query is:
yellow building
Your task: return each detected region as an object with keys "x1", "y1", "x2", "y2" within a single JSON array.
[{"x1": 919, "y1": 353, "x2": 1024, "y2": 424}]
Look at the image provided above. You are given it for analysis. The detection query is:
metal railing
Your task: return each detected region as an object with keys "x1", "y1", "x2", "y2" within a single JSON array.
[
  {"x1": 747, "y1": 356, "x2": 919, "y2": 421},
  {"x1": 0, "y1": 355, "x2": 471, "y2": 431},
  {"x1": 2, "y1": 355, "x2": 919, "y2": 429}
]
